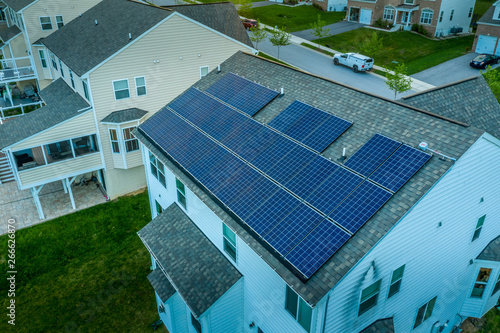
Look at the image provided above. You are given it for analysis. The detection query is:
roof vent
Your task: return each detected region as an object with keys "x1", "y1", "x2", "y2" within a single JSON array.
[
  {"x1": 95, "y1": 19, "x2": 98, "y2": 25},
  {"x1": 280, "y1": 87, "x2": 284, "y2": 96},
  {"x1": 217, "y1": 65, "x2": 221, "y2": 73},
  {"x1": 129, "y1": 33, "x2": 132, "y2": 40},
  {"x1": 419, "y1": 142, "x2": 456, "y2": 161}
]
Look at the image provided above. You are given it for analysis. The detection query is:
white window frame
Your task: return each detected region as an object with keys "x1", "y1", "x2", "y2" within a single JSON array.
[
  {"x1": 50, "y1": 53, "x2": 58, "y2": 70},
  {"x1": 420, "y1": 9, "x2": 433, "y2": 25},
  {"x1": 200, "y1": 66, "x2": 209, "y2": 78},
  {"x1": 439, "y1": 11, "x2": 444, "y2": 22},
  {"x1": 468, "y1": 7, "x2": 473, "y2": 18},
  {"x1": 472, "y1": 215, "x2": 486, "y2": 242},
  {"x1": 55, "y1": 15, "x2": 64, "y2": 29},
  {"x1": 109, "y1": 129, "x2": 120, "y2": 154},
  {"x1": 176, "y1": 178, "x2": 187, "y2": 210},
  {"x1": 122, "y1": 126, "x2": 139, "y2": 153},
  {"x1": 387, "y1": 264, "x2": 405, "y2": 299},
  {"x1": 223, "y1": 223, "x2": 237, "y2": 262},
  {"x1": 112, "y1": 79, "x2": 130, "y2": 100},
  {"x1": 39, "y1": 16, "x2": 52, "y2": 30},
  {"x1": 470, "y1": 267, "x2": 492, "y2": 298},
  {"x1": 149, "y1": 151, "x2": 166, "y2": 188},
  {"x1": 413, "y1": 297, "x2": 437, "y2": 329},
  {"x1": 383, "y1": 7, "x2": 395, "y2": 21},
  {"x1": 404, "y1": 0, "x2": 414, "y2": 4},
  {"x1": 358, "y1": 279, "x2": 381, "y2": 316},
  {"x1": 450, "y1": 9, "x2": 454, "y2": 21},
  {"x1": 69, "y1": 69, "x2": 75, "y2": 89},
  {"x1": 38, "y1": 49, "x2": 47, "y2": 68},
  {"x1": 58, "y1": 59, "x2": 64, "y2": 77},
  {"x1": 134, "y1": 76, "x2": 147, "y2": 96},
  {"x1": 285, "y1": 285, "x2": 312, "y2": 332},
  {"x1": 82, "y1": 80, "x2": 89, "y2": 100}
]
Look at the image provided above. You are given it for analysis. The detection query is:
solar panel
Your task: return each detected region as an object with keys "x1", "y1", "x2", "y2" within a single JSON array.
[
  {"x1": 306, "y1": 167, "x2": 363, "y2": 214},
  {"x1": 187, "y1": 145, "x2": 230, "y2": 181},
  {"x1": 220, "y1": 118, "x2": 262, "y2": 152},
  {"x1": 329, "y1": 181, "x2": 392, "y2": 234},
  {"x1": 285, "y1": 220, "x2": 350, "y2": 279},
  {"x1": 264, "y1": 204, "x2": 324, "y2": 256},
  {"x1": 266, "y1": 145, "x2": 317, "y2": 184},
  {"x1": 285, "y1": 156, "x2": 339, "y2": 199},
  {"x1": 232, "y1": 127, "x2": 280, "y2": 162},
  {"x1": 167, "y1": 88, "x2": 200, "y2": 115},
  {"x1": 197, "y1": 153, "x2": 247, "y2": 191},
  {"x1": 250, "y1": 136, "x2": 297, "y2": 172},
  {"x1": 268, "y1": 101, "x2": 312, "y2": 132},
  {"x1": 206, "y1": 73, "x2": 279, "y2": 116},
  {"x1": 212, "y1": 164, "x2": 262, "y2": 204},
  {"x1": 369, "y1": 144, "x2": 432, "y2": 192},
  {"x1": 344, "y1": 134, "x2": 401, "y2": 177},
  {"x1": 282, "y1": 107, "x2": 330, "y2": 142},
  {"x1": 302, "y1": 115, "x2": 352, "y2": 153}
]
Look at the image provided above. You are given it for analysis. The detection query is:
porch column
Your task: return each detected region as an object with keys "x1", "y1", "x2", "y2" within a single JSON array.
[
  {"x1": 66, "y1": 176, "x2": 77, "y2": 210},
  {"x1": 31, "y1": 185, "x2": 45, "y2": 220},
  {"x1": 406, "y1": 11, "x2": 411, "y2": 29},
  {"x1": 62, "y1": 179, "x2": 67, "y2": 193}
]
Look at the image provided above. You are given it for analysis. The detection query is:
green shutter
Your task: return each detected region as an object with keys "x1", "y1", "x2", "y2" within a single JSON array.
[
  {"x1": 424, "y1": 297, "x2": 437, "y2": 321},
  {"x1": 285, "y1": 286, "x2": 298, "y2": 319},
  {"x1": 298, "y1": 299, "x2": 312, "y2": 332}
]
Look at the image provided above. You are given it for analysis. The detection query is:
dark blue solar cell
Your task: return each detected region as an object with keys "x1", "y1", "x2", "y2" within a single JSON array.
[
  {"x1": 250, "y1": 136, "x2": 296, "y2": 172},
  {"x1": 167, "y1": 129, "x2": 213, "y2": 167},
  {"x1": 187, "y1": 145, "x2": 229, "y2": 181},
  {"x1": 306, "y1": 167, "x2": 363, "y2": 214},
  {"x1": 167, "y1": 88, "x2": 200, "y2": 115},
  {"x1": 266, "y1": 145, "x2": 317, "y2": 184},
  {"x1": 220, "y1": 118, "x2": 262, "y2": 152},
  {"x1": 245, "y1": 189, "x2": 302, "y2": 235},
  {"x1": 285, "y1": 156, "x2": 339, "y2": 199},
  {"x1": 344, "y1": 134, "x2": 401, "y2": 177},
  {"x1": 369, "y1": 144, "x2": 432, "y2": 192},
  {"x1": 268, "y1": 101, "x2": 312, "y2": 132},
  {"x1": 232, "y1": 127, "x2": 281, "y2": 161},
  {"x1": 285, "y1": 220, "x2": 350, "y2": 279},
  {"x1": 197, "y1": 153, "x2": 247, "y2": 191},
  {"x1": 212, "y1": 164, "x2": 261, "y2": 204},
  {"x1": 329, "y1": 181, "x2": 392, "y2": 234},
  {"x1": 283, "y1": 107, "x2": 330, "y2": 142},
  {"x1": 206, "y1": 73, "x2": 278, "y2": 116},
  {"x1": 302, "y1": 115, "x2": 352, "y2": 152},
  {"x1": 139, "y1": 109, "x2": 189, "y2": 151},
  {"x1": 208, "y1": 111, "x2": 248, "y2": 141},
  {"x1": 264, "y1": 204, "x2": 324, "y2": 256}
]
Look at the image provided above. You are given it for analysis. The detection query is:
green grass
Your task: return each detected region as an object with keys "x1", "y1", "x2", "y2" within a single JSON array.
[
  {"x1": 248, "y1": 5, "x2": 345, "y2": 32},
  {"x1": 257, "y1": 51, "x2": 296, "y2": 68},
  {"x1": 475, "y1": 0, "x2": 496, "y2": 18},
  {"x1": 0, "y1": 192, "x2": 161, "y2": 333},
  {"x1": 198, "y1": 0, "x2": 265, "y2": 3},
  {"x1": 314, "y1": 29, "x2": 474, "y2": 75}
]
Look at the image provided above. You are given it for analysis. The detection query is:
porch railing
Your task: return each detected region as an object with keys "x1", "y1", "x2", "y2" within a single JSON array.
[
  {"x1": 0, "y1": 101, "x2": 44, "y2": 119},
  {"x1": 0, "y1": 66, "x2": 35, "y2": 81}
]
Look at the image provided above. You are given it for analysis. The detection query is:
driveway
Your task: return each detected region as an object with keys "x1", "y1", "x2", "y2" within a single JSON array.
[
  {"x1": 412, "y1": 53, "x2": 500, "y2": 86},
  {"x1": 292, "y1": 21, "x2": 365, "y2": 41}
]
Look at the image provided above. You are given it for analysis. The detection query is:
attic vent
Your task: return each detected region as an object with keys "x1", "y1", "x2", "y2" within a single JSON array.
[
  {"x1": 95, "y1": 19, "x2": 98, "y2": 25},
  {"x1": 129, "y1": 33, "x2": 132, "y2": 40},
  {"x1": 280, "y1": 87, "x2": 284, "y2": 95}
]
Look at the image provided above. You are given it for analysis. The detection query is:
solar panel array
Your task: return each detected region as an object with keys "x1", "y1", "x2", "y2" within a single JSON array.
[
  {"x1": 206, "y1": 72, "x2": 279, "y2": 116},
  {"x1": 268, "y1": 100, "x2": 352, "y2": 152},
  {"x1": 139, "y1": 74, "x2": 432, "y2": 280}
]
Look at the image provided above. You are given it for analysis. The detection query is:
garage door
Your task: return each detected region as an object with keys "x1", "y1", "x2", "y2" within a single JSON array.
[
  {"x1": 476, "y1": 35, "x2": 497, "y2": 54},
  {"x1": 360, "y1": 9, "x2": 372, "y2": 25}
]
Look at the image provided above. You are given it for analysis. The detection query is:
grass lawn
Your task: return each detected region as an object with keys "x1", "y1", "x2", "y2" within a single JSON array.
[
  {"x1": 198, "y1": 0, "x2": 265, "y2": 3},
  {"x1": 0, "y1": 192, "x2": 162, "y2": 333},
  {"x1": 247, "y1": 5, "x2": 345, "y2": 32},
  {"x1": 314, "y1": 29, "x2": 474, "y2": 75},
  {"x1": 474, "y1": 0, "x2": 496, "y2": 18}
]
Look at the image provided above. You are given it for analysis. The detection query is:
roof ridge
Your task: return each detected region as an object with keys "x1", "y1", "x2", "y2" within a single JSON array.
[
  {"x1": 162, "y1": 1, "x2": 233, "y2": 7},
  {"x1": 127, "y1": 0, "x2": 173, "y2": 11},
  {"x1": 401, "y1": 76, "x2": 479, "y2": 100},
  {"x1": 242, "y1": 52, "x2": 470, "y2": 127}
]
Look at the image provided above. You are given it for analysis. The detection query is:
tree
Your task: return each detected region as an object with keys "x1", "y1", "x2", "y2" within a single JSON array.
[
  {"x1": 309, "y1": 14, "x2": 330, "y2": 47},
  {"x1": 249, "y1": 20, "x2": 268, "y2": 51},
  {"x1": 239, "y1": 0, "x2": 253, "y2": 17},
  {"x1": 385, "y1": 63, "x2": 412, "y2": 100},
  {"x1": 269, "y1": 27, "x2": 291, "y2": 60},
  {"x1": 481, "y1": 65, "x2": 500, "y2": 102},
  {"x1": 359, "y1": 31, "x2": 383, "y2": 58}
]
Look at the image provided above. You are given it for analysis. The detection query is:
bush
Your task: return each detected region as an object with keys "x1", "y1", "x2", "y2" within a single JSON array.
[
  {"x1": 373, "y1": 18, "x2": 393, "y2": 29},
  {"x1": 312, "y1": 3, "x2": 323, "y2": 10}
]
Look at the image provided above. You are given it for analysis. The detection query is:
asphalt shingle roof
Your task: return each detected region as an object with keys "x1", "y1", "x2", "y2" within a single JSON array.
[
  {"x1": 147, "y1": 268, "x2": 176, "y2": 303},
  {"x1": 138, "y1": 203, "x2": 242, "y2": 317},
  {"x1": 3, "y1": 0, "x2": 37, "y2": 12},
  {"x1": 41, "y1": 0, "x2": 252, "y2": 77},
  {"x1": 135, "y1": 51, "x2": 484, "y2": 306},
  {"x1": 101, "y1": 108, "x2": 148, "y2": 123},
  {"x1": 0, "y1": 78, "x2": 90, "y2": 150},
  {"x1": 359, "y1": 318, "x2": 395, "y2": 333},
  {"x1": 478, "y1": 5, "x2": 500, "y2": 26},
  {"x1": 0, "y1": 25, "x2": 21, "y2": 43},
  {"x1": 477, "y1": 235, "x2": 500, "y2": 262},
  {"x1": 401, "y1": 76, "x2": 500, "y2": 139}
]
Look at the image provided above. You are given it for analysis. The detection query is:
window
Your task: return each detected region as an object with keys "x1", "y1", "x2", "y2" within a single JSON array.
[
  {"x1": 468, "y1": 7, "x2": 473, "y2": 18},
  {"x1": 200, "y1": 66, "x2": 209, "y2": 78},
  {"x1": 38, "y1": 50, "x2": 47, "y2": 68},
  {"x1": 492, "y1": 273, "x2": 500, "y2": 296},
  {"x1": 59, "y1": 59, "x2": 64, "y2": 77},
  {"x1": 439, "y1": 11, "x2": 444, "y2": 23},
  {"x1": 258, "y1": 328, "x2": 264, "y2": 333},
  {"x1": 359, "y1": 280, "x2": 381, "y2": 315},
  {"x1": 472, "y1": 215, "x2": 486, "y2": 241},
  {"x1": 388, "y1": 265, "x2": 405, "y2": 298},
  {"x1": 113, "y1": 79, "x2": 130, "y2": 100},
  {"x1": 82, "y1": 80, "x2": 89, "y2": 100},
  {"x1": 414, "y1": 297, "x2": 437, "y2": 329},
  {"x1": 149, "y1": 151, "x2": 166, "y2": 188},
  {"x1": 71, "y1": 135, "x2": 98, "y2": 157},
  {"x1": 223, "y1": 223, "x2": 237, "y2": 262},
  {"x1": 450, "y1": 9, "x2": 454, "y2": 21},
  {"x1": 45, "y1": 140, "x2": 74, "y2": 163},
  {"x1": 420, "y1": 9, "x2": 433, "y2": 25},
  {"x1": 404, "y1": 0, "x2": 414, "y2": 4},
  {"x1": 56, "y1": 15, "x2": 64, "y2": 29},
  {"x1": 50, "y1": 54, "x2": 58, "y2": 70},
  {"x1": 39, "y1": 16, "x2": 52, "y2": 30},
  {"x1": 155, "y1": 200, "x2": 163, "y2": 215},
  {"x1": 383, "y1": 7, "x2": 395, "y2": 21},
  {"x1": 191, "y1": 313, "x2": 202, "y2": 333},
  {"x1": 69, "y1": 70, "x2": 75, "y2": 89},
  {"x1": 109, "y1": 129, "x2": 120, "y2": 153},
  {"x1": 285, "y1": 285, "x2": 312, "y2": 332},
  {"x1": 135, "y1": 77, "x2": 146, "y2": 96},
  {"x1": 471, "y1": 268, "x2": 492, "y2": 298},
  {"x1": 176, "y1": 178, "x2": 187, "y2": 209},
  {"x1": 123, "y1": 127, "x2": 139, "y2": 152}
]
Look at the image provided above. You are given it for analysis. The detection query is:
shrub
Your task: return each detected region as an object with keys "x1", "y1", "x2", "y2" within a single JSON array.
[
  {"x1": 373, "y1": 18, "x2": 393, "y2": 29},
  {"x1": 312, "y1": 3, "x2": 323, "y2": 10}
]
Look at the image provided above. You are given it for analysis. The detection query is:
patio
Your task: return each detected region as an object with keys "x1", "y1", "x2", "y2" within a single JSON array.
[{"x1": 0, "y1": 179, "x2": 108, "y2": 235}]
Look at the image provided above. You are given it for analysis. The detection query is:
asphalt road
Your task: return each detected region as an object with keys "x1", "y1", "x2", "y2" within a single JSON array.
[{"x1": 292, "y1": 21, "x2": 365, "y2": 41}]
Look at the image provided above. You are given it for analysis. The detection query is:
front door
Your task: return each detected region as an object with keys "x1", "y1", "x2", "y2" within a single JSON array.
[{"x1": 401, "y1": 12, "x2": 410, "y2": 24}]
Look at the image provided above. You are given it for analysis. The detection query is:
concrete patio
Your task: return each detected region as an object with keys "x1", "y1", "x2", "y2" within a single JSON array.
[{"x1": 0, "y1": 180, "x2": 107, "y2": 235}]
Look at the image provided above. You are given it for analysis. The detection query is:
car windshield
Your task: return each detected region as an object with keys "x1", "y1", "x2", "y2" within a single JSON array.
[{"x1": 474, "y1": 55, "x2": 487, "y2": 61}]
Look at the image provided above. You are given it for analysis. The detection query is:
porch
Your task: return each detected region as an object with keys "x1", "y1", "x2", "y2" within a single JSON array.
[
  {"x1": 0, "y1": 79, "x2": 43, "y2": 119},
  {"x1": 0, "y1": 57, "x2": 36, "y2": 83}
]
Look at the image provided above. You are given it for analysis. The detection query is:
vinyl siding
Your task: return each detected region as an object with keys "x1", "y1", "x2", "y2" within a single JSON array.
[
  {"x1": 170, "y1": 293, "x2": 189, "y2": 333},
  {"x1": 323, "y1": 134, "x2": 500, "y2": 332},
  {"x1": 435, "y1": 0, "x2": 476, "y2": 36},
  {"x1": 18, "y1": 152, "x2": 102, "y2": 188},
  {"x1": 49, "y1": 54, "x2": 89, "y2": 101},
  {"x1": 206, "y1": 278, "x2": 244, "y2": 332},
  {"x1": 9, "y1": 33, "x2": 28, "y2": 63},
  {"x1": 102, "y1": 165, "x2": 146, "y2": 199},
  {"x1": 11, "y1": 110, "x2": 95, "y2": 151}
]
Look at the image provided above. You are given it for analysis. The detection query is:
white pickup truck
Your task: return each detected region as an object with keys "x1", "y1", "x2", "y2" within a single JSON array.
[{"x1": 332, "y1": 53, "x2": 374, "y2": 73}]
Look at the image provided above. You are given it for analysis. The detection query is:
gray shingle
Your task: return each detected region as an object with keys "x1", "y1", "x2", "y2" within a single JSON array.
[
  {"x1": 41, "y1": 0, "x2": 252, "y2": 77},
  {"x1": 401, "y1": 76, "x2": 500, "y2": 139},
  {"x1": 359, "y1": 318, "x2": 395, "y2": 333},
  {"x1": 478, "y1": 5, "x2": 500, "y2": 26},
  {"x1": 0, "y1": 25, "x2": 21, "y2": 43},
  {"x1": 147, "y1": 268, "x2": 177, "y2": 303},
  {"x1": 101, "y1": 108, "x2": 148, "y2": 123},
  {"x1": 135, "y1": 51, "x2": 484, "y2": 306},
  {"x1": 3, "y1": 0, "x2": 36, "y2": 12},
  {"x1": 477, "y1": 235, "x2": 500, "y2": 262},
  {"x1": 0, "y1": 78, "x2": 90, "y2": 149},
  {"x1": 138, "y1": 203, "x2": 242, "y2": 317}
]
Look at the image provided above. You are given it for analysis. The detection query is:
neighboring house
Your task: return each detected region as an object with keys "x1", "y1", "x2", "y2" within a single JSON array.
[
  {"x1": 346, "y1": 0, "x2": 476, "y2": 36},
  {"x1": 136, "y1": 51, "x2": 500, "y2": 333},
  {"x1": 0, "y1": 0, "x2": 255, "y2": 219},
  {"x1": 312, "y1": 0, "x2": 346, "y2": 12},
  {"x1": 473, "y1": 1, "x2": 500, "y2": 55}
]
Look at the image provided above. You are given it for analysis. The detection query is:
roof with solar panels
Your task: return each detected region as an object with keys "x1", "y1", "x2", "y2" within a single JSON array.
[{"x1": 134, "y1": 51, "x2": 485, "y2": 305}]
